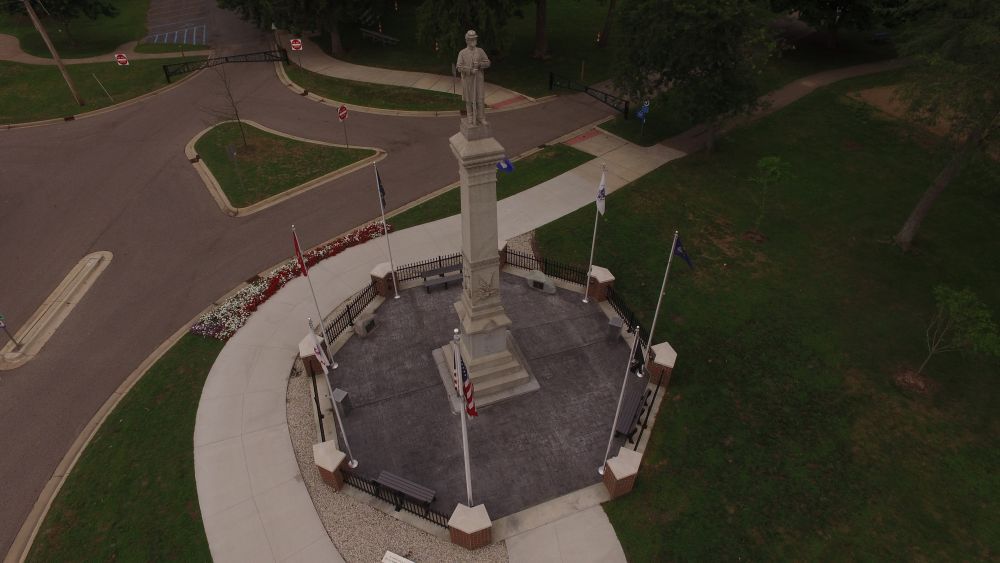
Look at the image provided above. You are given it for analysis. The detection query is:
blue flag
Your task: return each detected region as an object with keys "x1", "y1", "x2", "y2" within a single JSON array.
[
  {"x1": 497, "y1": 158, "x2": 514, "y2": 173},
  {"x1": 674, "y1": 237, "x2": 693, "y2": 268},
  {"x1": 374, "y1": 164, "x2": 387, "y2": 209}
]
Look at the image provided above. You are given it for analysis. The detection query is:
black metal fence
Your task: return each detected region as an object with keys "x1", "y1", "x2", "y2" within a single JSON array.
[
  {"x1": 342, "y1": 470, "x2": 451, "y2": 528},
  {"x1": 324, "y1": 282, "x2": 377, "y2": 344},
  {"x1": 549, "y1": 72, "x2": 630, "y2": 118},
  {"x1": 395, "y1": 253, "x2": 462, "y2": 282},
  {"x1": 162, "y1": 49, "x2": 289, "y2": 82},
  {"x1": 503, "y1": 248, "x2": 589, "y2": 285}
]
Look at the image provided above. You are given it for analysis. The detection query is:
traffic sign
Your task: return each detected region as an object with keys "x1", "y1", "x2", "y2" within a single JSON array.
[
  {"x1": 114, "y1": 53, "x2": 129, "y2": 66},
  {"x1": 290, "y1": 38, "x2": 303, "y2": 51},
  {"x1": 337, "y1": 105, "x2": 348, "y2": 122}
]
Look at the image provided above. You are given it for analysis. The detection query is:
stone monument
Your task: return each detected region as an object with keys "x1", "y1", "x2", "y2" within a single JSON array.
[{"x1": 449, "y1": 30, "x2": 536, "y2": 405}]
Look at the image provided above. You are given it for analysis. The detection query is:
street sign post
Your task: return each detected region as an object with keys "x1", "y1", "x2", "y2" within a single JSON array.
[
  {"x1": 114, "y1": 53, "x2": 129, "y2": 66},
  {"x1": 289, "y1": 38, "x2": 303, "y2": 67},
  {"x1": 0, "y1": 314, "x2": 23, "y2": 350},
  {"x1": 338, "y1": 104, "x2": 350, "y2": 149}
]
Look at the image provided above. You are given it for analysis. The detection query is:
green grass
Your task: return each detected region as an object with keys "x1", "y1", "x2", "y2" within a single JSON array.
[
  {"x1": 599, "y1": 30, "x2": 898, "y2": 146},
  {"x1": 283, "y1": 63, "x2": 463, "y2": 111},
  {"x1": 27, "y1": 333, "x2": 223, "y2": 562},
  {"x1": 195, "y1": 121, "x2": 376, "y2": 208},
  {"x1": 389, "y1": 144, "x2": 594, "y2": 231},
  {"x1": 0, "y1": 57, "x2": 201, "y2": 124},
  {"x1": 536, "y1": 71, "x2": 1000, "y2": 559},
  {"x1": 322, "y1": 0, "x2": 616, "y2": 99},
  {"x1": 0, "y1": 0, "x2": 149, "y2": 59}
]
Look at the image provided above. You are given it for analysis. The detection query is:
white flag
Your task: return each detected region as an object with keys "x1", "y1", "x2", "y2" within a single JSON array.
[
  {"x1": 309, "y1": 321, "x2": 331, "y2": 374},
  {"x1": 596, "y1": 170, "x2": 607, "y2": 216}
]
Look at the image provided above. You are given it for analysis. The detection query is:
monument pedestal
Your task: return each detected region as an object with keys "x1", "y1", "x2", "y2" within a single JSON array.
[{"x1": 449, "y1": 123, "x2": 536, "y2": 406}]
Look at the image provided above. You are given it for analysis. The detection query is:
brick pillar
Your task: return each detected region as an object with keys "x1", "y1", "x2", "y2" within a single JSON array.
[
  {"x1": 448, "y1": 504, "x2": 492, "y2": 550},
  {"x1": 602, "y1": 448, "x2": 642, "y2": 499},
  {"x1": 645, "y1": 342, "x2": 677, "y2": 387},
  {"x1": 586, "y1": 265, "x2": 615, "y2": 302},
  {"x1": 313, "y1": 442, "x2": 347, "y2": 491},
  {"x1": 370, "y1": 262, "x2": 396, "y2": 297}
]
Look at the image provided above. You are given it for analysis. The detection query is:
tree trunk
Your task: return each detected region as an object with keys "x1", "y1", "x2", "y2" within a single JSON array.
[
  {"x1": 329, "y1": 26, "x2": 345, "y2": 57},
  {"x1": 531, "y1": 0, "x2": 548, "y2": 59},
  {"x1": 894, "y1": 125, "x2": 985, "y2": 251},
  {"x1": 597, "y1": 0, "x2": 615, "y2": 48}
]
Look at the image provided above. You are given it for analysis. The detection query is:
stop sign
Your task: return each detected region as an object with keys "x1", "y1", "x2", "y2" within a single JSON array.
[
  {"x1": 289, "y1": 38, "x2": 303, "y2": 51},
  {"x1": 337, "y1": 105, "x2": 348, "y2": 122},
  {"x1": 114, "y1": 53, "x2": 129, "y2": 66}
]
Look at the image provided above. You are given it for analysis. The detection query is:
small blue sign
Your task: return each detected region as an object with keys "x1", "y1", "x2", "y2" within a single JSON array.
[{"x1": 497, "y1": 158, "x2": 514, "y2": 173}]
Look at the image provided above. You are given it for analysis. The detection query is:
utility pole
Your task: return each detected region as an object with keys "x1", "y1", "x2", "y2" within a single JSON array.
[{"x1": 22, "y1": 0, "x2": 85, "y2": 106}]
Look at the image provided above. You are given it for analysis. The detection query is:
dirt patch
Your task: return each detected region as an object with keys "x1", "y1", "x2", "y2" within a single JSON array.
[
  {"x1": 892, "y1": 368, "x2": 939, "y2": 395},
  {"x1": 850, "y1": 86, "x2": 954, "y2": 137}
]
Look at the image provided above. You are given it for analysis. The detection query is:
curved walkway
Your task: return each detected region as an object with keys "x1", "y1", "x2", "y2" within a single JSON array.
[
  {"x1": 275, "y1": 31, "x2": 532, "y2": 109},
  {"x1": 0, "y1": 34, "x2": 209, "y2": 64}
]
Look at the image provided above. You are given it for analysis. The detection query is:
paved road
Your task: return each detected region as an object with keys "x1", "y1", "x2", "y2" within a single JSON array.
[{"x1": 0, "y1": 1, "x2": 614, "y2": 555}]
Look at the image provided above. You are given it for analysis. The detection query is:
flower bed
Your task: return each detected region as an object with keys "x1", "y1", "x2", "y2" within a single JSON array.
[{"x1": 191, "y1": 222, "x2": 388, "y2": 340}]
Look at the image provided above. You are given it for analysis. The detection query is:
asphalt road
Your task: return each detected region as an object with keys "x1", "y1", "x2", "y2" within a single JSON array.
[{"x1": 0, "y1": 2, "x2": 614, "y2": 555}]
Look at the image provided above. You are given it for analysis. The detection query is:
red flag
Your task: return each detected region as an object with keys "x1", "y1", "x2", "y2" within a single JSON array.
[
  {"x1": 460, "y1": 356, "x2": 478, "y2": 417},
  {"x1": 292, "y1": 227, "x2": 308, "y2": 276}
]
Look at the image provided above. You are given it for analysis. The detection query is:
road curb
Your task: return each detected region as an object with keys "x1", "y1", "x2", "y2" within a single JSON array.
[{"x1": 184, "y1": 119, "x2": 386, "y2": 217}]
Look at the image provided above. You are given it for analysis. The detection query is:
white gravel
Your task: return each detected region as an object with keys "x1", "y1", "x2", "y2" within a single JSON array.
[{"x1": 286, "y1": 368, "x2": 509, "y2": 563}]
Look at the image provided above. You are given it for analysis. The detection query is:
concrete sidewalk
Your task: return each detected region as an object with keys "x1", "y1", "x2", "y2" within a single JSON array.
[
  {"x1": 0, "y1": 34, "x2": 209, "y2": 65},
  {"x1": 192, "y1": 127, "x2": 682, "y2": 562},
  {"x1": 276, "y1": 31, "x2": 533, "y2": 109}
]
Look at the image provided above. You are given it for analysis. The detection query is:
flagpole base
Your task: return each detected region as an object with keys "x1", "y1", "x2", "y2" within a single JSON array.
[
  {"x1": 347, "y1": 459, "x2": 358, "y2": 469},
  {"x1": 582, "y1": 298, "x2": 589, "y2": 304},
  {"x1": 331, "y1": 362, "x2": 339, "y2": 369},
  {"x1": 597, "y1": 465, "x2": 606, "y2": 476}
]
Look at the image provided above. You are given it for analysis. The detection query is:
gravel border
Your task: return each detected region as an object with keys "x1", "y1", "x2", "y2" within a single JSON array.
[{"x1": 286, "y1": 367, "x2": 509, "y2": 563}]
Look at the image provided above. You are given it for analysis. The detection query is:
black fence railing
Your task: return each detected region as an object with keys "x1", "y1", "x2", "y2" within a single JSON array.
[
  {"x1": 162, "y1": 49, "x2": 289, "y2": 82},
  {"x1": 342, "y1": 470, "x2": 450, "y2": 528},
  {"x1": 324, "y1": 282, "x2": 377, "y2": 344},
  {"x1": 503, "y1": 248, "x2": 589, "y2": 285},
  {"x1": 549, "y1": 72, "x2": 630, "y2": 118},
  {"x1": 395, "y1": 253, "x2": 463, "y2": 282},
  {"x1": 606, "y1": 284, "x2": 650, "y2": 351}
]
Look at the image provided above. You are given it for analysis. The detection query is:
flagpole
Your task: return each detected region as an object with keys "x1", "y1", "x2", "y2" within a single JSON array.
[
  {"x1": 294, "y1": 225, "x2": 337, "y2": 369},
  {"x1": 641, "y1": 231, "x2": 679, "y2": 374},
  {"x1": 454, "y1": 329, "x2": 473, "y2": 506},
  {"x1": 309, "y1": 318, "x2": 357, "y2": 467},
  {"x1": 583, "y1": 163, "x2": 606, "y2": 304},
  {"x1": 374, "y1": 163, "x2": 400, "y2": 299},
  {"x1": 599, "y1": 324, "x2": 641, "y2": 476}
]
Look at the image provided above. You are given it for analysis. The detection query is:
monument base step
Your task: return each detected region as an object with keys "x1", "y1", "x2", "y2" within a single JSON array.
[{"x1": 432, "y1": 333, "x2": 539, "y2": 413}]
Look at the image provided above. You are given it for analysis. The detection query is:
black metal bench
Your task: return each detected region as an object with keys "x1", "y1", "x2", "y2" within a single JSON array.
[
  {"x1": 423, "y1": 265, "x2": 462, "y2": 293},
  {"x1": 360, "y1": 28, "x2": 400, "y2": 46},
  {"x1": 375, "y1": 470, "x2": 435, "y2": 512},
  {"x1": 615, "y1": 385, "x2": 650, "y2": 442}
]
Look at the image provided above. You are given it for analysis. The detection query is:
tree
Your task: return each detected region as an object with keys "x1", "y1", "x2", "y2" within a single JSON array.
[
  {"x1": 532, "y1": 0, "x2": 549, "y2": 58},
  {"x1": 614, "y1": 0, "x2": 776, "y2": 150},
  {"x1": 748, "y1": 156, "x2": 793, "y2": 235},
  {"x1": 917, "y1": 285, "x2": 1000, "y2": 376},
  {"x1": 770, "y1": 0, "x2": 878, "y2": 47},
  {"x1": 890, "y1": 0, "x2": 999, "y2": 251},
  {"x1": 416, "y1": 0, "x2": 520, "y2": 57},
  {"x1": 218, "y1": 0, "x2": 377, "y2": 56},
  {"x1": 7, "y1": 0, "x2": 117, "y2": 44},
  {"x1": 597, "y1": 0, "x2": 616, "y2": 47}
]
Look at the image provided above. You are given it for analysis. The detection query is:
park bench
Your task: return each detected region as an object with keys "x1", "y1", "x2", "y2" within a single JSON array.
[
  {"x1": 615, "y1": 385, "x2": 650, "y2": 442},
  {"x1": 422, "y1": 264, "x2": 462, "y2": 293},
  {"x1": 360, "y1": 28, "x2": 400, "y2": 46},
  {"x1": 375, "y1": 470, "x2": 435, "y2": 513}
]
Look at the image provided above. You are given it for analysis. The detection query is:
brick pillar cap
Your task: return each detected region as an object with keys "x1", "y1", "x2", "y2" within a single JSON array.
[
  {"x1": 448, "y1": 503, "x2": 491, "y2": 533},
  {"x1": 298, "y1": 332, "x2": 320, "y2": 359},
  {"x1": 608, "y1": 447, "x2": 642, "y2": 478},
  {"x1": 371, "y1": 262, "x2": 393, "y2": 278},
  {"x1": 589, "y1": 265, "x2": 615, "y2": 284},
  {"x1": 650, "y1": 341, "x2": 677, "y2": 368},
  {"x1": 312, "y1": 442, "x2": 346, "y2": 472}
]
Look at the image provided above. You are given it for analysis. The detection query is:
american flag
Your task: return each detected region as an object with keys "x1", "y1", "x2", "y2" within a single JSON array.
[
  {"x1": 459, "y1": 356, "x2": 478, "y2": 417},
  {"x1": 374, "y1": 164, "x2": 387, "y2": 209}
]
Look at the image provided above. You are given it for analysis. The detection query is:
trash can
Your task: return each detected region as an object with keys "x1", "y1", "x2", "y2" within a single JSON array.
[{"x1": 332, "y1": 388, "x2": 352, "y2": 416}]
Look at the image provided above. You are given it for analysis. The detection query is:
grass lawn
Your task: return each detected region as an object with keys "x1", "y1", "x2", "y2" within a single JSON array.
[
  {"x1": 27, "y1": 333, "x2": 222, "y2": 562},
  {"x1": 283, "y1": 63, "x2": 463, "y2": 111},
  {"x1": 535, "y1": 71, "x2": 999, "y2": 559},
  {"x1": 599, "y1": 30, "x2": 898, "y2": 146},
  {"x1": 389, "y1": 144, "x2": 594, "y2": 231},
  {"x1": 0, "y1": 56, "x2": 202, "y2": 124},
  {"x1": 195, "y1": 121, "x2": 375, "y2": 208},
  {"x1": 322, "y1": 0, "x2": 615, "y2": 99},
  {"x1": 0, "y1": 0, "x2": 149, "y2": 59}
]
